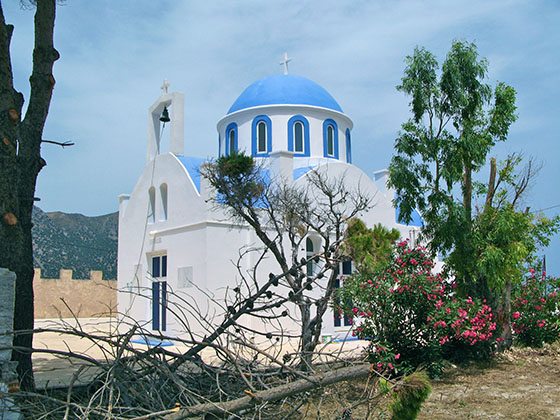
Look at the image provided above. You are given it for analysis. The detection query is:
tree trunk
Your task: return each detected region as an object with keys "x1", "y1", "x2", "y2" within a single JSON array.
[
  {"x1": 0, "y1": 0, "x2": 58, "y2": 391},
  {"x1": 163, "y1": 363, "x2": 372, "y2": 420},
  {"x1": 299, "y1": 300, "x2": 313, "y2": 371},
  {"x1": 498, "y1": 279, "x2": 513, "y2": 350}
]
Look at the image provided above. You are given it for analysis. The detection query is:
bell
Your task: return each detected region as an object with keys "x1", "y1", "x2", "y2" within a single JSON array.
[{"x1": 159, "y1": 106, "x2": 170, "y2": 123}]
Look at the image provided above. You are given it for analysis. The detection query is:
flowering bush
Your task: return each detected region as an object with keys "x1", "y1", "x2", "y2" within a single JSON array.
[
  {"x1": 337, "y1": 241, "x2": 496, "y2": 376},
  {"x1": 511, "y1": 269, "x2": 560, "y2": 347}
]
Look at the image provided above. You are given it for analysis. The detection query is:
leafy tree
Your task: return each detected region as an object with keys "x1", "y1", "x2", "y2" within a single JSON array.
[
  {"x1": 467, "y1": 155, "x2": 559, "y2": 345},
  {"x1": 389, "y1": 40, "x2": 517, "y2": 298},
  {"x1": 343, "y1": 218, "x2": 400, "y2": 273},
  {"x1": 0, "y1": 1, "x2": 59, "y2": 390},
  {"x1": 390, "y1": 42, "x2": 559, "y2": 348}
]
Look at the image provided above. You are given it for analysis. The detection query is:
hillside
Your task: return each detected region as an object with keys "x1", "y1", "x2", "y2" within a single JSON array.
[{"x1": 32, "y1": 207, "x2": 118, "y2": 279}]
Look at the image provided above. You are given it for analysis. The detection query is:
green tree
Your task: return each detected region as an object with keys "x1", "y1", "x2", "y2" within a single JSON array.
[
  {"x1": 0, "y1": 1, "x2": 59, "y2": 390},
  {"x1": 343, "y1": 218, "x2": 400, "y2": 273},
  {"x1": 389, "y1": 40, "x2": 518, "y2": 298},
  {"x1": 466, "y1": 155, "x2": 559, "y2": 345}
]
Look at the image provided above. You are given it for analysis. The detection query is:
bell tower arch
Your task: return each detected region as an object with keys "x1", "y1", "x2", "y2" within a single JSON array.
[{"x1": 146, "y1": 80, "x2": 185, "y2": 162}]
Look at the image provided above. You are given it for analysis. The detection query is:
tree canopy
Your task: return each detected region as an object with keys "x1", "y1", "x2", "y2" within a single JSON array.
[{"x1": 389, "y1": 40, "x2": 557, "y2": 300}]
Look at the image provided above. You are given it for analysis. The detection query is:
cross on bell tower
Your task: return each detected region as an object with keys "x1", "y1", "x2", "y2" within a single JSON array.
[
  {"x1": 279, "y1": 52, "x2": 292, "y2": 75},
  {"x1": 161, "y1": 79, "x2": 170, "y2": 94}
]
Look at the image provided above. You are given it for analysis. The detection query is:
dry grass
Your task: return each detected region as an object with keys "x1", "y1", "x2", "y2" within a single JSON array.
[
  {"x1": 291, "y1": 343, "x2": 560, "y2": 420},
  {"x1": 418, "y1": 343, "x2": 560, "y2": 420}
]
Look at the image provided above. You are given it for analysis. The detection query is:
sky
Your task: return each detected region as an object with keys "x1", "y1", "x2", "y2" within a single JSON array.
[{"x1": 3, "y1": 0, "x2": 560, "y2": 274}]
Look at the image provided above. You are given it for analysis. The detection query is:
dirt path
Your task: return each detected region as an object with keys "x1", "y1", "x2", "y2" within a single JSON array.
[{"x1": 418, "y1": 344, "x2": 560, "y2": 420}]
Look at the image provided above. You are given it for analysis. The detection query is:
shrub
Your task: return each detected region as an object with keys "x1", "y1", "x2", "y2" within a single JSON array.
[
  {"x1": 512, "y1": 269, "x2": 560, "y2": 347},
  {"x1": 337, "y1": 241, "x2": 496, "y2": 377},
  {"x1": 389, "y1": 371, "x2": 431, "y2": 420}
]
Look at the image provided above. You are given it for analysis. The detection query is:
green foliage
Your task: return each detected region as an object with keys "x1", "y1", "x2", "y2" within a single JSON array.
[
  {"x1": 389, "y1": 40, "x2": 518, "y2": 296},
  {"x1": 206, "y1": 152, "x2": 266, "y2": 209},
  {"x1": 389, "y1": 371, "x2": 431, "y2": 420},
  {"x1": 216, "y1": 151, "x2": 254, "y2": 179},
  {"x1": 464, "y1": 204, "x2": 560, "y2": 294},
  {"x1": 390, "y1": 41, "x2": 559, "y2": 304},
  {"x1": 344, "y1": 218, "x2": 400, "y2": 273}
]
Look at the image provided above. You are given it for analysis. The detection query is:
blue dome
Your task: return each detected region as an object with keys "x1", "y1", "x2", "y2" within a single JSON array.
[{"x1": 228, "y1": 74, "x2": 343, "y2": 114}]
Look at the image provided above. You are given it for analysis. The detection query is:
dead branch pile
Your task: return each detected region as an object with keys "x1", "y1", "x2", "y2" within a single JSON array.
[{"x1": 3, "y1": 321, "x2": 386, "y2": 420}]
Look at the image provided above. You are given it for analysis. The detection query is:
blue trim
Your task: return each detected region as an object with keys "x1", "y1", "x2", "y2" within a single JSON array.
[
  {"x1": 332, "y1": 336, "x2": 365, "y2": 343},
  {"x1": 395, "y1": 193, "x2": 424, "y2": 227},
  {"x1": 228, "y1": 74, "x2": 343, "y2": 114},
  {"x1": 287, "y1": 115, "x2": 310, "y2": 157},
  {"x1": 293, "y1": 165, "x2": 316, "y2": 180},
  {"x1": 218, "y1": 133, "x2": 221, "y2": 157},
  {"x1": 225, "y1": 122, "x2": 238, "y2": 156},
  {"x1": 131, "y1": 337, "x2": 174, "y2": 347},
  {"x1": 345, "y1": 129, "x2": 352, "y2": 163},
  {"x1": 175, "y1": 156, "x2": 207, "y2": 193},
  {"x1": 395, "y1": 206, "x2": 424, "y2": 227},
  {"x1": 323, "y1": 119, "x2": 339, "y2": 159},
  {"x1": 251, "y1": 115, "x2": 272, "y2": 157}
]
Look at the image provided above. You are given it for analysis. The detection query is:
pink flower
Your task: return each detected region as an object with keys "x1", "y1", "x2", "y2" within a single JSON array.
[
  {"x1": 512, "y1": 311, "x2": 520, "y2": 320},
  {"x1": 395, "y1": 353, "x2": 400, "y2": 360},
  {"x1": 388, "y1": 363, "x2": 394, "y2": 370},
  {"x1": 351, "y1": 307, "x2": 359, "y2": 315}
]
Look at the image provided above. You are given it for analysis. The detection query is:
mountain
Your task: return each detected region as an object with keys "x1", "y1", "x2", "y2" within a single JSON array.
[{"x1": 32, "y1": 206, "x2": 118, "y2": 279}]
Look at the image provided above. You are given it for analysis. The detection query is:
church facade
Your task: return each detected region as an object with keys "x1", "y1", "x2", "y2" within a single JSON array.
[{"x1": 116, "y1": 73, "x2": 423, "y2": 342}]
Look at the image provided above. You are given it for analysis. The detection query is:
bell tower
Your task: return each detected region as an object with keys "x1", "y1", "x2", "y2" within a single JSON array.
[{"x1": 146, "y1": 79, "x2": 185, "y2": 162}]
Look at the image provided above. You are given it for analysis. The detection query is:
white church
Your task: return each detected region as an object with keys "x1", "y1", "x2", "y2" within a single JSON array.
[{"x1": 116, "y1": 67, "x2": 423, "y2": 343}]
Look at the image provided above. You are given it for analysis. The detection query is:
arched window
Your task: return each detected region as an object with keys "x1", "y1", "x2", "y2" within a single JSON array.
[
  {"x1": 294, "y1": 122, "x2": 304, "y2": 153},
  {"x1": 323, "y1": 119, "x2": 338, "y2": 159},
  {"x1": 327, "y1": 126, "x2": 334, "y2": 156},
  {"x1": 345, "y1": 129, "x2": 352, "y2": 163},
  {"x1": 251, "y1": 115, "x2": 272, "y2": 156},
  {"x1": 257, "y1": 121, "x2": 267, "y2": 153},
  {"x1": 159, "y1": 183, "x2": 168, "y2": 221},
  {"x1": 225, "y1": 122, "x2": 237, "y2": 156},
  {"x1": 148, "y1": 187, "x2": 156, "y2": 224},
  {"x1": 306, "y1": 237, "x2": 314, "y2": 277},
  {"x1": 287, "y1": 115, "x2": 310, "y2": 156},
  {"x1": 228, "y1": 130, "x2": 235, "y2": 154}
]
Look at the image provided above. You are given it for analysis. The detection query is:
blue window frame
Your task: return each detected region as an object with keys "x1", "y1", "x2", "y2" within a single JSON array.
[
  {"x1": 251, "y1": 115, "x2": 272, "y2": 157},
  {"x1": 323, "y1": 119, "x2": 339, "y2": 159},
  {"x1": 287, "y1": 115, "x2": 310, "y2": 157},
  {"x1": 306, "y1": 237, "x2": 314, "y2": 277},
  {"x1": 345, "y1": 128, "x2": 352, "y2": 163},
  {"x1": 334, "y1": 260, "x2": 353, "y2": 327},
  {"x1": 225, "y1": 123, "x2": 238, "y2": 156},
  {"x1": 151, "y1": 254, "x2": 167, "y2": 331},
  {"x1": 151, "y1": 255, "x2": 167, "y2": 278}
]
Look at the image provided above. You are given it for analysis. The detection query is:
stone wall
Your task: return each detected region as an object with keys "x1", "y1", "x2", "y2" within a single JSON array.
[{"x1": 34, "y1": 269, "x2": 117, "y2": 319}]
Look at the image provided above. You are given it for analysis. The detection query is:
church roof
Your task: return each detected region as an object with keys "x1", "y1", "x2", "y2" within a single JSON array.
[
  {"x1": 176, "y1": 156, "x2": 208, "y2": 193},
  {"x1": 228, "y1": 74, "x2": 343, "y2": 114}
]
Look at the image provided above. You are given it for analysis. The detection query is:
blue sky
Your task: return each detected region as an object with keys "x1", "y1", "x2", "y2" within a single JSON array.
[{"x1": 4, "y1": 0, "x2": 560, "y2": 274}]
